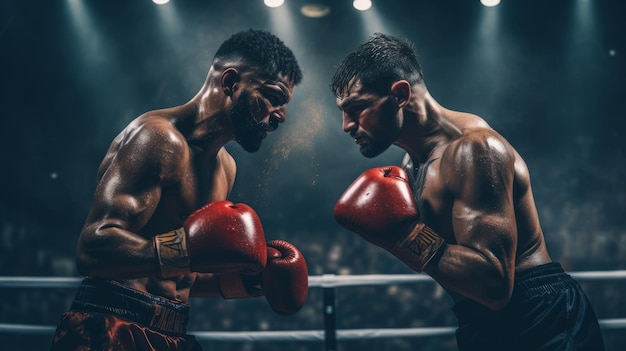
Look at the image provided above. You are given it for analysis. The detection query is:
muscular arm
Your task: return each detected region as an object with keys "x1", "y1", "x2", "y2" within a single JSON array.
[
  {"x1": 76, "y1": 118, "x2": 187, "y2": 279},
  {"x1": 424, "y1": 131, "x2": 517, "y2": 310}
]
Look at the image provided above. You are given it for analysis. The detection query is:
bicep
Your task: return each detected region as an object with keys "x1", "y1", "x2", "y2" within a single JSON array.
[
  {"x1": 447, "y1": 136, "x2": 518, "y2": 268},
  {"x1": 76, "y1": 145, "x2": 168, "y2": 276},
  {"x1": 86, "y1": 155, "x2": 162, "y2": 234},
  {"x1": 84, "y1": 123, "x2": 185, "y2": 235}
]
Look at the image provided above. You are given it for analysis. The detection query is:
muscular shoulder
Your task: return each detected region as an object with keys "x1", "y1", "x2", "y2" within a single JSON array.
[
  {"x1": 108, "y1": 115, "x2": 189, "y2": 182},
  {"x1": 441, "y1": 128, "x2": 517, "y2": 194}
]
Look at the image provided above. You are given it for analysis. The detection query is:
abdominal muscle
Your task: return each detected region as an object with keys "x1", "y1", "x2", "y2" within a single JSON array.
[{"x1": 118, "y1": 273, "x2": 198, "y2": 303}]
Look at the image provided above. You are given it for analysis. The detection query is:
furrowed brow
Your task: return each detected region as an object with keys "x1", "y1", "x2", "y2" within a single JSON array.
[{"x1": 338, "y1": 96, "x2": 364, "y2": 111}]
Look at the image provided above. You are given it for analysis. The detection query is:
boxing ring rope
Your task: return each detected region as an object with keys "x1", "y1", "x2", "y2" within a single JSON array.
[{"x1": 1, "y1": 272, "x2": 626, "y2": 348}]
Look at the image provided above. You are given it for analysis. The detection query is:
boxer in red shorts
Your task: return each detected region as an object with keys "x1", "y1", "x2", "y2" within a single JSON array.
[{"x1": 51, "y1": 29, "x2": 308, "y2": 351}]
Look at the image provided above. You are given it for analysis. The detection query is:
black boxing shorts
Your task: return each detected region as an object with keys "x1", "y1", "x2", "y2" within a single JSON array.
[
  {"x1": 452, "y1": 262, "x2": 604, "y2": 351},
  {"x1": 50, "y1": 277, "x2": 202, "y2": 351}
]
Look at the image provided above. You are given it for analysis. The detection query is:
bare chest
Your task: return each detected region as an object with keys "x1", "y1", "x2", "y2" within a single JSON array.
[
  {"x1": 178, "y1": 159, "x2": 230, "y2": 210},
  {"x1": 143, "y1": 157, "x2": 231, "y2": 233}
]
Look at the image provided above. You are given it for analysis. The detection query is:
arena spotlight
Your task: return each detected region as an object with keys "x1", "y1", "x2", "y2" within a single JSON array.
[
  {"x1": 480, "y1": 0, "x2": 500, "y2": 7},
  {"x1": 264, "y1": 0, "x2": 285, "y2": 8},
  {"x1": 300, "y1": 2, "x2": 331, "y2": 18},
  {"x1": 152, "y1": 0, "x2": 170, "y2": 4},
  {"x1": 353, "y1": 0, "x2": 372, "y2": 11}
]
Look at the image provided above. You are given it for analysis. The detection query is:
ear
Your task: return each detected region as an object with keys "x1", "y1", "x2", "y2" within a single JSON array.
[
  {"x1": 221, "y1": 68, "x2": 240, "y2": 96},
  {"x1": 390, "y1": 80, "x2": 411, "y2": 108}
]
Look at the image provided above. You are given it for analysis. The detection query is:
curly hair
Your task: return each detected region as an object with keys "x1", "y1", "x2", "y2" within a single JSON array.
[
  {"x1": 330, "y1": 33, "x2": 423, "y2": 97},
  {"x1": 214, "y1": 29, "x2": 302, "y2": 85}
]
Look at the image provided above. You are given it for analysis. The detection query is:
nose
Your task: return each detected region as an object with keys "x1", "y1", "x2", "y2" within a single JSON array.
[
  {"x1": 272, "y1": 106, "x2": 286, "y2": 123},
  {"x1": 260, "y1": 107, "x2": 285, "y2": 131},
  {"x1": 342, "y1": 112, "x2": 357, "y2": 133}
]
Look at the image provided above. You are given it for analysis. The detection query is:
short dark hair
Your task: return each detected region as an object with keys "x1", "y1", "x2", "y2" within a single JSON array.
[
  {"x1": 330, "y1": 33, "x2": 423, "y2": 97},
  {"x1": 214, "y1": 29, "x2": 302, "y2": 85}
]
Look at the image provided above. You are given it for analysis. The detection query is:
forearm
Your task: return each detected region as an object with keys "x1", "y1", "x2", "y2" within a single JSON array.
[
  {"x1": 76, "y1": 227, "x2": 160, "y2": 279},
  {"x1": 424, "y1": 243, "x2": 513, "y2": 310}
]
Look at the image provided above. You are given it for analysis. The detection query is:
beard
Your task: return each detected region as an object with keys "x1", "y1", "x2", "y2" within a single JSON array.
[
  {"x1": 358, "y1": 135, "x2": 393, "y2": 158},
  {"x1": 231, "y1": 90, "x2": 265, "y2": 153},
  {"x1": 358, "y1": 98, "x2": 400, "y2": 158}
]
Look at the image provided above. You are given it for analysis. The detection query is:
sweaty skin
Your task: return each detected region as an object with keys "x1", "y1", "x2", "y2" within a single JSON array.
[
  {"x1": 75, "y1": 62, "x2": 294, "y2": 303},
  {"x1": 338, "y1": 80, "x2": 552, "y2": 310}
]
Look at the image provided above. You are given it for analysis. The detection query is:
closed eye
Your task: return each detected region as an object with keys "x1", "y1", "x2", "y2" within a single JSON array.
[
  {"x1": 338, "y1": 97, "x2": 366, "y2": 115},
  {"x1": 259, "y1": 87, "x2": 288, "y2": 107},
  {"x1": 268, "y1": 93, "x2": 287, "y2": 107},
  {"x1": 344, "y1": 104, "x2": 364, "y2": 116}
]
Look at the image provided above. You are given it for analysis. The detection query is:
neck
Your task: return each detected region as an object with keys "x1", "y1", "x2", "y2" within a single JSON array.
[
  {"x1": 176, "y1": 80, "x2": 233, "y2": 155},
  {"x1": 394, "y1": 87, "x2": 460, "y2": 164}
]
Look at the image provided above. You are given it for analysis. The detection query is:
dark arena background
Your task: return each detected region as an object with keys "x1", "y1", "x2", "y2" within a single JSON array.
[{"x1": 1, "y1": 0, "x2": 625, "y2": 350}]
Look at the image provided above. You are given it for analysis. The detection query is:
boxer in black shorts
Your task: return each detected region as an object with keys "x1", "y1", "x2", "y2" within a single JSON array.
[
  {"x1": 331, "y1": 33, "x2": 604, "y2": 350},
  {"x1": 454, "y1": 263, "x2": 602, "y2": 350}
]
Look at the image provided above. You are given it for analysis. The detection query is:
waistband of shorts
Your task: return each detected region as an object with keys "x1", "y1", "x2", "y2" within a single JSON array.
[
  {"x1": 513, "y1": 262, "x2": 579, "y2": 299},
  {"x1": 452, "y1": 262, "x2": 578, "y2": 323},
  {"x1": 70, "y1": 277, "x2": 189, "y2": 335}
]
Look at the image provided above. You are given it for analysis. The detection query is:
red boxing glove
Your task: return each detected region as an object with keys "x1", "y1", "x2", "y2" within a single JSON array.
[
  {"x1": 153, "y1": 200, "x2": 267, "y2": 278},
  {"x1": 334, "y1": 166, "x2": 445, "y2": 272},
  {"x1": 263, "y1": 240, "x2": 308, "y2": 316},
  {"x1": 219, "y1": 240, "x2": 308, "y2": 316}
]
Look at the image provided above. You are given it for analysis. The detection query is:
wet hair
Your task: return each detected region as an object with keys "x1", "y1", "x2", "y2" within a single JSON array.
[
  {"x1": 330, "y1": 33, "x2": 424, "y2": 97},
  {"x1": 214, "y1": 29, "x2": 302, "y2": 85}
]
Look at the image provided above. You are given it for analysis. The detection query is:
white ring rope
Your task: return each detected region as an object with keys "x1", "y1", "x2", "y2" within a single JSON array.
[
  {"x1": 0, "y1": 324, "x2": 458, "y2": 340},
  {"x1": 189, "y1": 327, "x2": 460, "y2": 341},
  {"x1": 2, "y1": 270, "x2": 626, "y2": 288},
  {"x1": 1, "y1": 272, "x2": 625, "y2": 340},
  {"x1": 1, "y1": 322, "x2": 625, "y2": 340}
]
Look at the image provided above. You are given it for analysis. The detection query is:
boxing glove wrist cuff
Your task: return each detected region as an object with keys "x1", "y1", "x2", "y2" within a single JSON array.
[
  {"x1": 219, "y1": 272, "x2": 263, "y2": 299},
  {"x1": 394, "y1": 223, "x2": 446, "y2": 272},
  {"x1": 153, "y1": 228, "x2": 191, "y2": 278}
]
